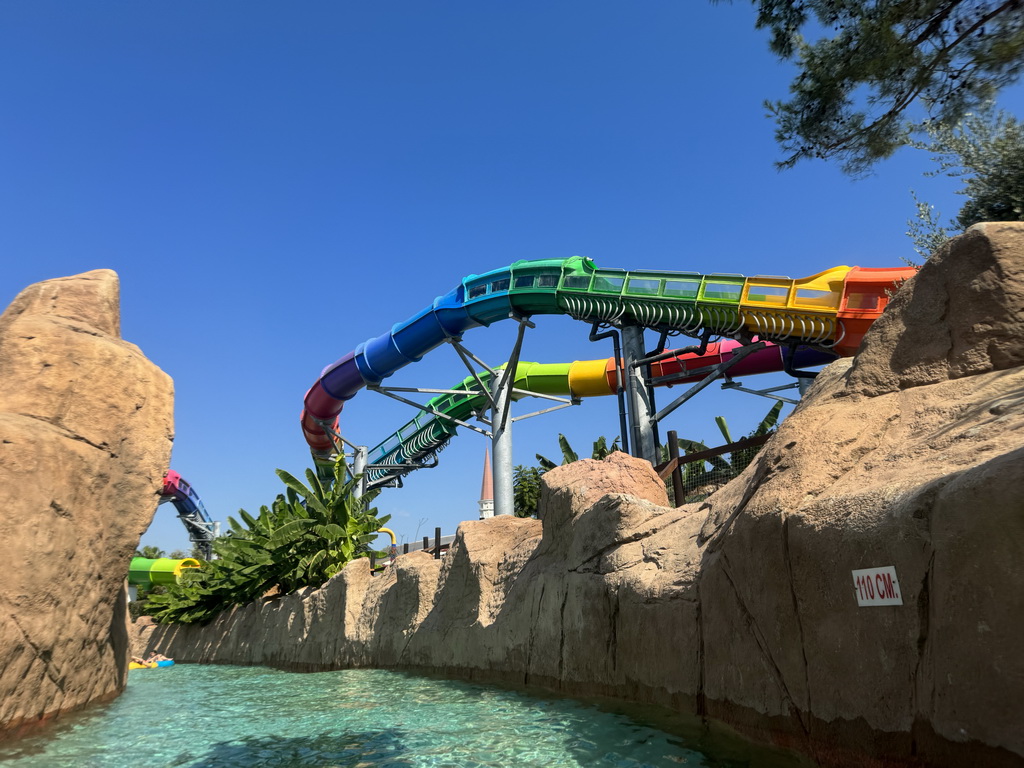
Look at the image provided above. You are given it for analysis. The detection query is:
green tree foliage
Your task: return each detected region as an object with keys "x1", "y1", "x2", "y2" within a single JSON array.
[
  {"x1": 716, "y1": 400, "x2": 784, "y2": 477},
  {"x1": 918, "y1": 104, "x2": 1024, "y2": 228},
  {"x1": 513, "y1": 465, "x2": 545, "y2": 518},
  {"x1": 743, "y1": 0, "x2": 1024, "y2": 174},
  {"x1": 134, "y1": 545, "x2": 165, "y2": 559},
  {"x1": 907, "y1": 103, "x2": 1024, "y2": 259},
  {"x1": 146, "y1": 457, "x2": 387, "y2": 625},
  {"x1": 906, "y1": 191, "x2": 953, "y2": 262},
  {"x1": 536, "y1": 434, "x2": 619, "y2": 470}
]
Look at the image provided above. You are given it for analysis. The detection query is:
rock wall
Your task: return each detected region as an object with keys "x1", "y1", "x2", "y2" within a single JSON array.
[
  {"x1": 0, "y1": 270, "x2": 174, "y2": 739},
  {"x1": 134, "y1": 223, "x2": 1024, "y2": 767}
]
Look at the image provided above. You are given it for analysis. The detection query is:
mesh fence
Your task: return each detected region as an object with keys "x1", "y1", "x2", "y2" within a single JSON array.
[
  {"x1": 663, "y1": 433, "x2": 773, "y2": 505},
  {"x1": 673, "y1": 462, "x2": 738, "y2": 504}
]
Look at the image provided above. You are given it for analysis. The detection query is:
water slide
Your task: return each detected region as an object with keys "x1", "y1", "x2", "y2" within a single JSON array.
[
  {"x1": 128, "y1": 557, "x2": 201, "y2": 589},
  {"x1": 302, "y1": 256, "x2": 914, "y2": 476},
  {"x1": 360, "y1": 340, "x2": 832, "y2": 489},
  {"x1": 159, "y1": 471, "x2": 218, "y2": 560}
]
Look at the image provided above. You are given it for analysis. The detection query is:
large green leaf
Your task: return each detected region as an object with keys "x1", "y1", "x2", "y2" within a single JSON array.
[
  {"x1": 275, "y1": 469, "x2": 330, "y2": 518},
  {"x1": 151, "y1": 452, "x2": 388, "y2": 625},
  {"x1": 301, "y1": 548, "x2": 326, "y2": 569},
  {"x1": 753, "y1": 401, "x2": 784, "y2": 435},
  {"x1": 715, "y1": 416, "x2": 734, "y2": 444},
  {"x1": 239, "y1": 508, "x2": 260, "y2": 529},
  {"x1": 557, "y1": 433, "x2": 579, "y2": 464},
  {"x1": 313, "y1": 523, "x2": 347, "y2": 539}
]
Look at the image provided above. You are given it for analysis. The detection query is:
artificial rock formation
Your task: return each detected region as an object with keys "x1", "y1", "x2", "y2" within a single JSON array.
[
  {"x1": 0, "y1": 270, "x2": 174, "y2": 739},
  {"x1": 134, "y1": 223, "x2": 1024, "y2": 767}
]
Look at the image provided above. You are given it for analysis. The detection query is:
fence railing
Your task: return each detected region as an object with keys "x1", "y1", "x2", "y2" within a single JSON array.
[
  {"x1": 369, "y1": 526, "x2": 454, "y2": 574},
  {"x1": 654, "y1": 432, "x2": 774, "y2": 504}
]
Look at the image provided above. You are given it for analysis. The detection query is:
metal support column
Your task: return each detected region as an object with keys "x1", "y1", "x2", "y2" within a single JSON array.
[
  {"x1": 491, "y1": 359, "x2": 514, "y2": 516},
  {"x1": 621, "y1": 325, "x2": 657, "y2": 464},
  {"x1": 589, "y1": 323, "x2": 629, "y2": 454},
  {"x1": 489, "y1": 314, "x2": 533, "y2": 516},
  {"x1": 666, "y1": 429, "x2": 684, "y2": 506},
  {"x1": 353, "y1": 445, "x2": 368, "y2": 498}
]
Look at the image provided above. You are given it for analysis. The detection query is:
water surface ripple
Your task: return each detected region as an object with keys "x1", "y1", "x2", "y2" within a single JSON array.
[{"x1": 0, "y1": 665, "x2": 804, "y2": 767}]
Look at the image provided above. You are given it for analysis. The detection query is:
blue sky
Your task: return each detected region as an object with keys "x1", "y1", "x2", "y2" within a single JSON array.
[{"x1": 3, "y1": 2, "x2": 1022, "y2": 554}]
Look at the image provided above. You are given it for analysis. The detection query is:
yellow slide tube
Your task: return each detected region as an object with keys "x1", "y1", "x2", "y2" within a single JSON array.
[{"x1": 568, "y1": 358, "x2": 615, "y2": 397}]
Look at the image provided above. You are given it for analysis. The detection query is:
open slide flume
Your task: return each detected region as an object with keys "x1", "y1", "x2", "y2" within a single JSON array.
[{"x1": 302, "y1": 256, "x2": 914, "y2": 483}]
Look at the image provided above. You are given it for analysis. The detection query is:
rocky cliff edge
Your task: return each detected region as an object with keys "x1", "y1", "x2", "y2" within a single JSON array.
[
  {"x1": 134, "y1": 223, "x2": 1024, "y2": 768},
  {"x1": 0, "y1": 270, "x2": 174, "y2": 738}
]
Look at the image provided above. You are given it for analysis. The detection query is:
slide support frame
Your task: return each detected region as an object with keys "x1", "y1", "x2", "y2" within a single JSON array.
[
  {"x1": 492, "y1": 364, "x2": 514, "y2": 516},
  {"x1": 353, "y1": 445, "x2": 369, "y2": 498},
  {"x1": 621, "y1": 325, "x2": 658, "y2": 464},
  {"x1": 720, "y1": 380, "x2": 800, "y2": 405},
  {"x1": 491, "y1": 314, "x2": 534, "y2": 516},
  {"x1": 653, "y1": 341, "x2": 767, "y2": 423},
  {"x1": 589, "y1": 322, "x2": 629, "y2": 454}
]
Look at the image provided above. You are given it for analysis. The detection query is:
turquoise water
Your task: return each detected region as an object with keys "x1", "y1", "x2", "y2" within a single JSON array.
[{"x1": 0, "y1": 666, "x2": 804, "y2": 767}]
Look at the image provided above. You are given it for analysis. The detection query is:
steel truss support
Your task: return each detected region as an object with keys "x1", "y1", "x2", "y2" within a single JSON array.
[
  {"x1": 652, "y1": 341, "x2": 767, "y2": 423},
  {"x1": 448, "y1": 337, "x2": 499, "y2": 411},
  {"x1": 588, "y1": 322, "x2": 629, "y2": 454},
  {"x1": 367, "y1": 385, "x2": 493, "y2": 438},
  {"x1": 491, "y1": 314, "x2": 533, "y2": 516},
  {"x1": 510, "y1": 399, "x2": 578, "y2": 423},
  {"x1": 720, "y1": 380, "x2": 800, "y2": 405},
  {"x1": 311, "y1": 417, "x2": 372, "y2": 494},
  {"x1": 353, "y1": 445, "x2": 368, "y2": 497},
  {"x1": 621, "y1": 325, "x2": 658, "y2": 464},
  {"x1": 360, "y1": 314, "x2": 563, "y2": 514}
]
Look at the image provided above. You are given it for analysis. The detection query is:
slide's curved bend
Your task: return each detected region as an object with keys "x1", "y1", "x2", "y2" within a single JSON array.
[
  {"x1": 303, "y1": 256, "x2": 913, "y2": 467},
  {"x1": 159, "y1": 471, "x2": 217, "y2": 559}
]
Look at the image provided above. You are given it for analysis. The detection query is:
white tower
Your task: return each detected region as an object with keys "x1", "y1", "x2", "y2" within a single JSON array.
[{"x1": 478, "y1": 448, "x2": 494, "y2": 520}]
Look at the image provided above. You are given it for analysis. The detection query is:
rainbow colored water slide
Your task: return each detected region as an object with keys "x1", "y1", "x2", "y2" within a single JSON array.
[
  {"x1": 302, "y1": 256, "x2": 913, "y2": 480},
  {"x1": 361, "y1": 340, "x2": 831, "y2": 489},
  {"x1": 160, "y1": 471, "x2": 216, "y2": 560}
]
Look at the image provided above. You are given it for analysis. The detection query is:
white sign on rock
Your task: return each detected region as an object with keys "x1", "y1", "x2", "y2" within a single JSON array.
[{"x1": 852, "y1": 566, "x2": 903, "y2": 607}]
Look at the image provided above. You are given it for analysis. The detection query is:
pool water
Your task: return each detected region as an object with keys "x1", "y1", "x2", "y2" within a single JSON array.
[{"x1": 0, "y1": 665, "x2": 805, "y2": 767}]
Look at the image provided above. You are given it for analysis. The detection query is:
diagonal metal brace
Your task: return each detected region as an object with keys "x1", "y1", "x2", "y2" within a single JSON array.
[
  {"x1": 493, "y1": 313, "x2": 533, "y2": 431},
  {"x1": 374, "y1": 385, "x2": 489, "y2": 397},
  {"x1": 509, "y1": 388, "x2": 575, "y2": 405},
  {"x1": 720, "y1": 380, "x2": 800, "y2": 405},
  {"x1": 448, "y1": 338, "x2": 499, "y2": 410},
  {"x1": 653, "y1": 341, "x2": 767, "y2": 423},
  {"x1": 367, "y1": 385, "x2": 492, "y2": 438},
  {"x1": 511, "y1": 401, "x2": 579, "y2": 423}
]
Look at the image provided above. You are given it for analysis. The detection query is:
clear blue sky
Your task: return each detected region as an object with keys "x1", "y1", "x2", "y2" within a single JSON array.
[{"x1": 3, "y1": 2, "x2": 1021, "y2": 554}]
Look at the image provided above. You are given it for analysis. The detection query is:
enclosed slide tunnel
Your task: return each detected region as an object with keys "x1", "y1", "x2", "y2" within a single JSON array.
[
  {"x1": 303, "y1": 256, "x2": 913, "y2": 474},
  {"x1": 128, "y1": 557, "x2": 201, "y2": 589},
  {"x1": 127, "y1": 557, "x2": 201, "y2": 602}
]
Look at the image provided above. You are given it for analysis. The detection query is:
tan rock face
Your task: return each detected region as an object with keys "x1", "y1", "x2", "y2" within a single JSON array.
[
  {"x1": 133, "y1": 224, "x2": 1024, "y2": 768},
  {"x1": 846, "y1": 222, "x2": 1024, "y2": 396},
  {"x1": 0, "y1": 270, "x2": 174, "y2": 739}
]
